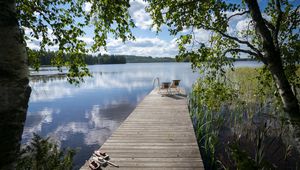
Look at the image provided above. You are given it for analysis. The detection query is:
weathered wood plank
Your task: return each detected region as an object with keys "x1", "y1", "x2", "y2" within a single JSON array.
[{"x1": 80, "y1": 88, "x2": 203, "y2": 170}]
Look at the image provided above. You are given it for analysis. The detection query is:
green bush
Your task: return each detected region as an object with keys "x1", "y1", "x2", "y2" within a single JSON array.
[{"x1": 17, "y1": 134, "x2": 76, "y2": 170}]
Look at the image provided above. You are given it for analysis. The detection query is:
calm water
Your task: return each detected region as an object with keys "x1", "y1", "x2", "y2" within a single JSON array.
[
  {"x1": 23, "y1": 62, "x2": 261, "y2": 168},
  {"x1": 23, "y1": 63, "x2": 199, "y2": 168}
]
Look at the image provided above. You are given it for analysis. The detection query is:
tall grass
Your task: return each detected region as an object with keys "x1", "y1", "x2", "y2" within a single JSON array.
[{"x1": 189, "y1": 67, "x2": 300, "y2": 169}]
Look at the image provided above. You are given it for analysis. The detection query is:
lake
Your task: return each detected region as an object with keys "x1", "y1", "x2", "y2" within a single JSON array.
[
  {"x1": 23, "y1": 63, "x2": 199, "y2": 168},
  {"x1": 23, "y1": 62, "x2": 261, "y2": 168}
]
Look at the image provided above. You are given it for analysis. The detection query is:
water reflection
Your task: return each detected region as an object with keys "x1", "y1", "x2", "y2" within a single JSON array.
[
  {"x1": 23, "y1": 108, "x2": 59, "y2": 141},
  {"x1": 23, "y1": 63, "x2": 199, "y2": 168},
  {"x1": 29, "y1": 63, "x2": 197, "y2": 103}
]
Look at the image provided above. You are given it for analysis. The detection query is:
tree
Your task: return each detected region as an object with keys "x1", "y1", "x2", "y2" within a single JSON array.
[
  {"x1": 146, "y1": 0, "x2": 300, "y2": 115},
  {"x1": 0, "y1": 0, "x2": 133, "y2": 169},
  {"x1": 17, "y1": 134, "x2": 76, "y2": 170}
]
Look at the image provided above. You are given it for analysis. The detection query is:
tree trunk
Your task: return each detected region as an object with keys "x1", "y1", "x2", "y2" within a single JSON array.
[
  {"x1": 245, "y1": 0, "x2": 300, "y2": 152},
  {"x1": 267, "y1": 54, "x2": 300, "y2": 115},
  {"x1": 0, "y1": 0, "x2": 31, "y2": 169},
  {"x1": 245, "y1": 0, "x2": 300, "y2": 116}
]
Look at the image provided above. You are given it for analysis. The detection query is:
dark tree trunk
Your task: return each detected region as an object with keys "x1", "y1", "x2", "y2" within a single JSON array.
[
  {"x1": 267, "y1": 54, "x2": 300, "y2": 115},
  {"x1": 0, "y1": 0, "x2": 31, "y2": 169},
  {"x1": 245, "y1": 0, "x2": 300, "y2": 116},
  {"x1": 246, "y1": 0, "x2": 300, "y2": 151}
]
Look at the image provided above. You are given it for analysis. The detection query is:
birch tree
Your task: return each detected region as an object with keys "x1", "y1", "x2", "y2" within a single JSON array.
[{"x1": 0, "y1": 0, "x2": 133, "y2": 169}]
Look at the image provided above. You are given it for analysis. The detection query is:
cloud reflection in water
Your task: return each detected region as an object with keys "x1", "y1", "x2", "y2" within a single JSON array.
[
  {"x1": 23, "y1": 108, "x2": 59, "y2": 143},
  {"x1": 24, "y1": 63, "x2": 198, "y2": 167}
]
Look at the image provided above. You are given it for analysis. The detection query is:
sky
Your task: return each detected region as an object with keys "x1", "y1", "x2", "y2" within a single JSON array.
[
  {"x1": 25, "y1": 0, "x2": 299, "y2": 58},
  {"x1": 81, "y1": 0, "x2": 180, "y2": 57}
]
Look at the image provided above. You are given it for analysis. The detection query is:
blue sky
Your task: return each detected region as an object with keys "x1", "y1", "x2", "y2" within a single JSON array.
[
  {"x1": 83, "y1": 0, "x2": 180, "y2": 57},
  {"x1": 25, "y1": 0, "x2": 179, "y2": 57},
  {"x1": 25, "y1": 0, "x2": 299, "y2": 58}
]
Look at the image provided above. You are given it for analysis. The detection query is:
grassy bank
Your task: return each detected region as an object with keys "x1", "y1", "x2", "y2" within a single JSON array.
[{"x1": 190, "y1": 67, "x2": 300, "y2": 169}]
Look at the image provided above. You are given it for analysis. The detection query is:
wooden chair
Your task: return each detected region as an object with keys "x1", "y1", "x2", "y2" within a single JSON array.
[
  {"x1": 160, "y1": 82, "x2": 171, "y2": 95},
  {"x1": 169, "y1": 80, "x2": 181, "y2": 94}
]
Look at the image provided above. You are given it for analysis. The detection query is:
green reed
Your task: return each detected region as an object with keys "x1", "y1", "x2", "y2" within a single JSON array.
[{"x1": 189, "y1": 67, "x2": 300, "y2": 170}]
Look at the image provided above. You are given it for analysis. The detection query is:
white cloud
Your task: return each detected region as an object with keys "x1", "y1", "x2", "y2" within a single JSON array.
[
  {"x1": 105, "y1": 36, "x2": 178, "y2": 57},
  {"x1": 193, "y1": 29, "x2": 212, "y2": 44},
  {"x1": 24, "y1": 27, "x2": 40, "y2": 50},
  {"x1": 180, "y1": 28, "x2": 212, "y2": 49},
  {"x1": 78, "y1": 36, "x2": 94, "y2": 48},
  {"x1": 129, "y1": 0, "x2": 153, "y2": 30},
  {"x1": 236, "y1": 18, "x2": 252, "y2": 33},
  {"x1": 24, "y1": 27, "x2": 59, "y2": 51},
  {"x1": 83, "y1": 2, "x2": 92, "y2": 13}
]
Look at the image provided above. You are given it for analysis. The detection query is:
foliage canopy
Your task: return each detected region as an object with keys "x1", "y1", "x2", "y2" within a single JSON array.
[
  {"x1": 147, "y1": 0, "x2": 300, "y2": 114},
  {"x1": 147, "y1": 0, "x2": 299, "y2": 74},
  {"x1": 17, "y1": 0, "x2": 134, "y2": 83}
]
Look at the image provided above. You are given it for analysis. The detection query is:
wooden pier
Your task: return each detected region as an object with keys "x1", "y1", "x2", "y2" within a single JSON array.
[{"x1": 81, "y1": 88, "x2": 204, "y2": 169}]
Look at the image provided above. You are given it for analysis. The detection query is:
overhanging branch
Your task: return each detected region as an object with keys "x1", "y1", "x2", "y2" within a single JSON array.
[
  {"x1": 224, "y1": 48, "x2": 257, "y2": 56},
  {"x1": 228, "y1": 10, "x2": 249, "y2": 20},
  {"x1": 197, "y1": 22, "x2": 264, "y2": 59},
  {"x1": 217, "y1": 31, "x2": 262, "y2": 55},
  {"x1": 223, "y1": 48, "x2": 266, "y2": 63}
]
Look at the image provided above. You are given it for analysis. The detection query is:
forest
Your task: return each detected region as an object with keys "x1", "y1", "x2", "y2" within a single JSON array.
[{"x1": 29, "y1": 50, "x2": 175, "y2": 66}]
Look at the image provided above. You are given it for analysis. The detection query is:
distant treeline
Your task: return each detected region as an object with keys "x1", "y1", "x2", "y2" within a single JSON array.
[
  {"x1": 30, "y1": 50, "x2": 176, "y2": 66},
  {"x1": 89, "y1": 54, "x2": 126, "y2": 64},
  {"x1": 31, "y1": 50, "x2": 126, "y2": 65},
  {"x1": 125, "y1": 55, "x2": 175, "y2": 63}
]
